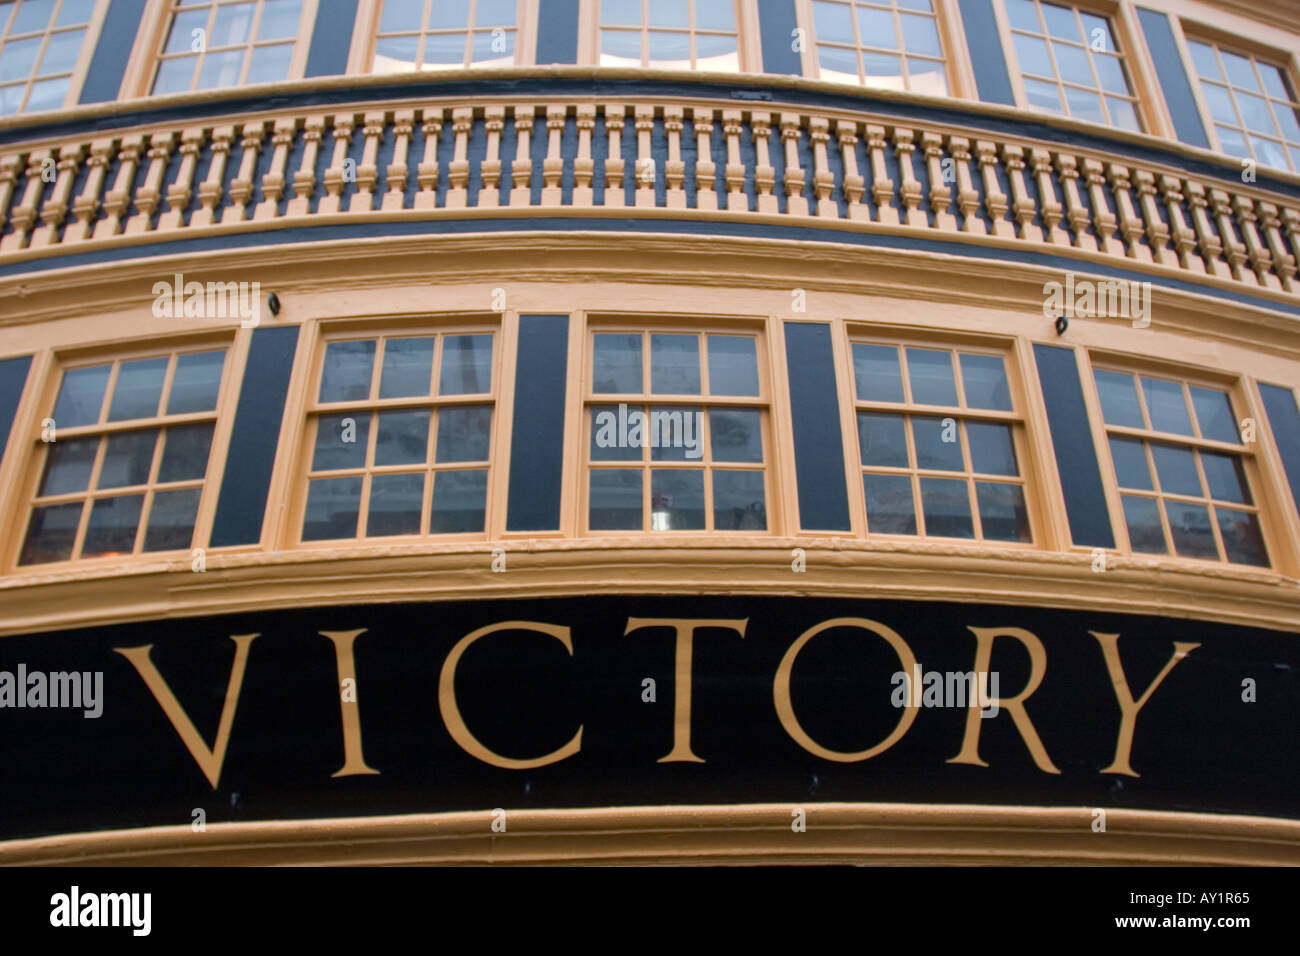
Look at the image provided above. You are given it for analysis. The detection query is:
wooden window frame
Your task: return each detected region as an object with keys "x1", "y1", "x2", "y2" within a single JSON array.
[
  {"x1": 1079, "y1": 350, "x2": 1279, "y2": 568},
  {"x1": 283, "y1": 315, "x2": 504, "y2": 549},
  {"x1": 839, "y1": 325, "x2": 1043, "y2": 547},
  {"x1": 350, "y1": 0, "x2": 536, "y2": 74},
  {"x1": 794, "y1": 0, "x2": 975, "y2": 100},
  {"x1": 576, "y1": 0, "x2": 758, "y2": 73},
  {"x1": 1171, "y1": 22, "x2": 1300, "y2": 174},
  {"x1": 5, "y1": 332, "x2": 237, "y2": 573},
  {"x1": 123, "y1": 0, "x2": 318, "y2": 99},
  {"x1": 991, "y1": 0, "x2": 1170, "y2": 137},
  {"x1": 0, "y1": 0, "x2": 110, "y2": 115},
  {"x1": 578, "y1": 315, "x2": 780, "y2": 536}
]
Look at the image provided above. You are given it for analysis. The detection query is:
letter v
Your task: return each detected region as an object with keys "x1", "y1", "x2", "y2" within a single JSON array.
[{"x1": 114, "y1": 634, "x2": 259, "y2": 788}]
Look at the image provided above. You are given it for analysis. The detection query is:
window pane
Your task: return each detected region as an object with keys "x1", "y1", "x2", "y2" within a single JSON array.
[
  {"x1": 709, "y1": 408, "x2": 762, "y2": 462},
  {"x1": 976, "y1": 482, "x2": 1031, "y2": 542},
  {"x1": 168, "y1": 351, "x2": 225, "y2": 414},
  {"x1": 1237, "y1": 92, "x2": 1276, "y2": 135},
  {"x1": 246, "y1": 43, "x2": 294, "y2": 84},
  {"x1": 1149, "y1": 442, "x2": 1202, "y2": 497},
  {"x1": 1064, "y1": 86, "x2": 1104, "y2": 125},
  {"x1": 912, "y1": 415, "x2": 963, "y2": 471},
  {"x1": 1273, "y1": 102, "x2": 1300, "y2": 141},
  {"x1": 374, "y1": 409, "x2": 431, "y2": 466},
  {"x1": 1052, "y1": 43, "x2": 1091, "y2": 86},
  {"x1": 1188, "y1": 41, "x2": 1220, "y2": 81},
  {"x1": 813, "y1": 1, "x2": 853, "y2": 41},
  {"x1": 380, "y1": 0, "x2": 422, "y2": 30},
  {"x1": 591, "y1": 404, "x2": 641, "y2": 461},
  {"x1": 476, "y1": 0, "x2": 516, "y2": 27},
  {"x1": 108, "y1": 357, "x2": 167, "y2": 421},
  {"x1": 853, "y1": 344, "x2": 904, "y2": 402},
  {"x1": 589, "y1": 469, "x2": 642, "y2": 529},
  {"x1": 12, "y1": 0, "x2": 56, "y2": 33},
  {"x1": 435, "y1": 406, "x2": 491, "y2": 462},
  {"x1": 967, "y1": 421, "x2": 1017, "y2": 476},
  {"x1": 53, "y1": 364, "x2": 110, "y2": 427},
  {"x1": 959, "y1": 354, "x2": 1012, "y2": 411},
  {"x1": 302, "y1": 476, "x2": 361, "y2": 539},
  {"x1": 1040, "y1": 3, "x2": 1079, "y2": 41},
  {"x1": 430, "y1": 468, "x2": 487, "y2": 532},
  {"x1": 20, "y1": 501, "x2": 82, "y2": 564},
  {"x1": 600, "y1": 28, "x2": 641, "y2": 63},
  {"x1": 379, "y1": 337, "x2": 435, "y2": 398},
  {"x1": 1141, "y1": 377, "x2": 1192, "y2": 435},
  {"x1": 856, "y1": 6, "x2": 895, "y2": 46},
  {"x1": 899, "y1": 13, "x2": 939, "y2": 56},
  {"x1": 1024, "y1": 77, "x2": 1062, "y2": 112},
  {"x1": 158, "y1": 423, "x2": 213, "y2": 482},
  {"x1": 1260, "y1": 64, "x2": 1290, "y2": 100},
  {"x1": 1004, "y1": 0, "x2": 1040, "y2": 32},
  {"x1": 713, "y1": 469, "x2": 765, "y2": 530},
  {"x1": 920, "y1": 476, "x2": 973, "y2": 538},
  {"x1": 864, "y1": 473, "x2": 916, "y2": 534},
  {"x1": 424, "y1": 33, "x2": 466, "y2": 65},
  {"x1": 24, "y1": 75, "x2": 67, "y2": 111},
  {"x1": 1221, "y1": 52, "x2": 1258, "y2": 91},
  {"x1": 905, "y1": 348, "x2": 958, "y2": 406},
  {"x1": 648, "y1": 405, "x2": 702, "y2": 461},
  {"x1": 319, "y1": 340, "x2": 376, "y2": 401},
  {"x1": 259, "y1": 0, "x2": 302, "y2": 38},
  {"x1": 211, "y1": 2, "x2": 255, "y2": 45},
  {"x1": 649, "y1": 0, "x2": 687, "y2": 28},
  {"x1": 650, "y1": 469, "x2": 705, "y2": 530},
  {"x1": 647, "y1": 31, "x2": 690, "y2": 67},
  {"x1": 1202, "y1": 83, "x2": 1238, "y2": 124},
  {"x1": 601, "y1": 0, "x2": 639, "y2": 26},
  {"x1": 906, "y1": 58, "x2": 946, "y2": 95},
  {"x1": 593, "y1": 333, "x2": 643, "y2": 393},
  {"x1": 1094, "y1": 54, "x2": 1128, "y2": 95},
  {"x1": 858, "y1": 412, "x2": 908, "y2": 468},
  {"x1": 0, "y1": 36, "x2": 41, "y2": 83},
  {"x1": 706, "y1": 335, "x2": 759, "y2": 396},
  {"x1": 1093, "y1": 369, "x2": 1143, "y2": 427},
  {"x1": 197, "y1": 48, "x2": 245, "y2": 89},
  {"x1": 367, "y1": 472, "x2": 424, "y2": 536},
  {"x1": 1250, "y1": 136, "x2": 1288, "y2": 170},
  {"x1": 374, "y1": 35, "x2": 418, "y2": 71},
  {"x1": 861, "y1": 52, "x2": 903, "y2": 88},
  {"x1": 153, "y1": 56, "x2": 196, "y2": 94},
  {"x1": 142, "y1": 487, "x2": 201, "y2": 552},
  {"x1": 164, "y1": 10, "x2": 208, "y2": 53},
  {"x1": 39, "y1": 436, "x2": 97, "y2": 495},
  {"x1": 1216, "y1": 508, "x2": 1268, "y2": 566},
  {"x1": 696, "y1": 0, "x2": 735, "y2": 31},
  {"x1": 1108, "y1": 436, "x2": 1151, "y2": 490},
  {"x1": 1216, "y1": 124, "x2": 1249, "y2": 158},
  {"x1": 1107, "y1": 97, "x2": 1140, "y2": 132},
  {"x1": 82, "y1": 494, "x2": 144, "y2": 557},
  {"x1": 1122, "y1": 495, "x2": 1165, "y2": 553},
  {"x1": 38, "y1": 27, "x2": 85, "y2": 73},
  {"x1": 1201, "y1": 451, "x2": 1250, "y2": 504},
  {"x1": 99, "y1": 429, "x2": 158, "y2": 488},
  {"x1": 650, "y1": 334, "x2": 701, "y2": 394},
  {"x1": 817, "y1": 45, "x2": 857, "y2": 82},
  {"x1": 1165, "y1": 500, "x2": 1217, "y2": 560},
  {"x1": 1014, "y1": 34, "x2": 1053, "y2": 77},
  {"x1": 470, "y1": 29, "x2": 513, "y2": 64},
  {"x1": 439, "y1": 334, "x2": 492, "y2": 394},
  {"x1": 312, "y1": 413, "x2": 369, "y2": 471}
]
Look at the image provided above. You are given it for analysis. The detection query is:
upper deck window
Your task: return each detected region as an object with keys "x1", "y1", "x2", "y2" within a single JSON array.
[
  {"x1": 806, "y1": 0, "x2": 949, "y2": 95},
  {"x1": 151, "y1": 0, "x2": 309, "y2": 93},
  {"x1": 1185, "y1": 39, "x2": 1300, "y2": 174},
  {"x1": 598, "y1": 0, "x2": 741, "y2": 71},
  {"x1": 371, "y1": 0, "x2": 519, "y2": 72},
  {"x1": 0, "y1": 0, "x2": 101, "y2": 115}
]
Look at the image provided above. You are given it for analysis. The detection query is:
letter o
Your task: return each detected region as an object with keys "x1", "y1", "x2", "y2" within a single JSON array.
[{"x1": 773, "y1": 617, "x2": 919, "y2": 762}]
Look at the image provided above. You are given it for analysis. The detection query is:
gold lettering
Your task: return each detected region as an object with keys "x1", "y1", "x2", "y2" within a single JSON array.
[
  {"x1": 438, "y1": 621, "x2": 582, "y2": 769},
  {"x1": 321, "y1": 629, "x2": 379, "y2": 777},
  {"x1": 1091, "y1": 632, "x2": 1199, "y2": 777},
  {"x1": 114, "y1": 634, "x2": 258, "y2": 789},
  {"x1": 774, "y1": 617, "x2": 918, "y2": 762},
  {"x1": 947, "y1": 627, "x2": 1060, "y2": 774},
  {"x1": 624, "y1": 617, "x2": 748, "y2": 763}
]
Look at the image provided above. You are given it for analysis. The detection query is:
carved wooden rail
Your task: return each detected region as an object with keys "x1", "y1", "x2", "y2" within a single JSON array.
[{"x1": 1, "y1": 97, "x2": 1297, "y2": 294}]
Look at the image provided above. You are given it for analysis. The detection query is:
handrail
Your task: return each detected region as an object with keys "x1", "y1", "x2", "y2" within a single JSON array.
[{"x1": 1, "y1": 93, "x2": 1297, "y2": 296}]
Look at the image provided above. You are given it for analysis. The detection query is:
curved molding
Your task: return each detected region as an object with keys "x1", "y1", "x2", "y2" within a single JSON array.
[{"x1": 2, "y1": 803, "x2": 1297, "y2": 865}]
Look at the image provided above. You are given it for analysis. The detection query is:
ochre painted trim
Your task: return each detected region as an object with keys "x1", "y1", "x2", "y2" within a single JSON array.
[{"x1": 2, "y1": 803, "x2": 1297, "y2": 865}]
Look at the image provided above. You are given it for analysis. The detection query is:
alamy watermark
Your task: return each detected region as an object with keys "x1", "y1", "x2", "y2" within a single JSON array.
[
  {"x1": 891, "y1": 664, "x2": 1000, "y2": 717},
  {"x1": 594, "y1": 403, "x2": 702, "y2": 459},
  {"x1": 152, "y1": 273, "x2": 261, "y2": 327},
  {"x1": 1043, "y1": 272, "x2": 1151, "y2": 329},
  {"x1": 0, "y1": 665, "x2": 102, "y2": 718}
]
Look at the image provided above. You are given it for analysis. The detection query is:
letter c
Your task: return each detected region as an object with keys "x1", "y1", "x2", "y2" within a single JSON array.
[{"x1": 438, "y1": 620, "x2": 583, "y2": 769}]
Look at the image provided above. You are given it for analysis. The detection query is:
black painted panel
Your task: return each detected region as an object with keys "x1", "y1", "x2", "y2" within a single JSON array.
[
  {"x1": 784, "y1": 322, "x2": 851, "y2": 531},
  {"x1": 506, "y1": 314, "x2": 568, "y2": 531}
]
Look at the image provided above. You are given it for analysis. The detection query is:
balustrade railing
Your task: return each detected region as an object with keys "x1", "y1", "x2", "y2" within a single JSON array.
[{"x1": 1, "y1": 96, "x2": 1297, "y2": 294}]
